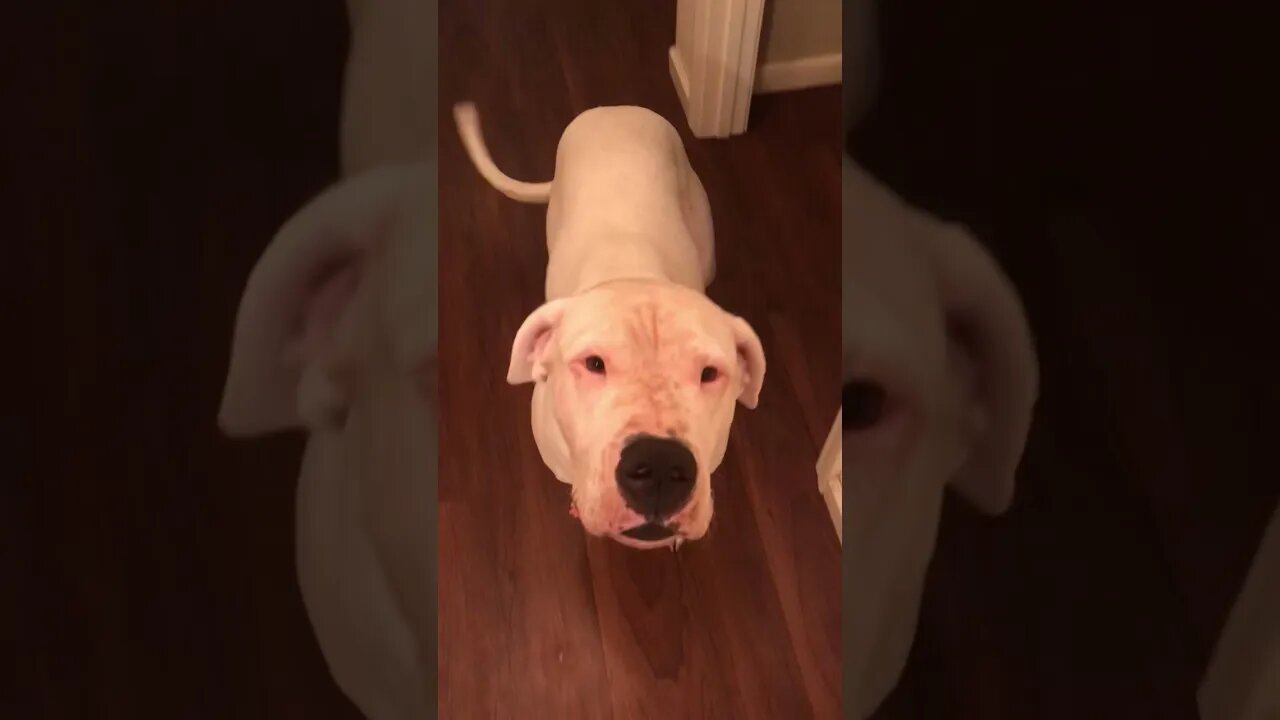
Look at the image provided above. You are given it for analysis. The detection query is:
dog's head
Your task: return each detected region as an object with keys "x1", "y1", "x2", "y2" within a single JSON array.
[
  {"x1": 219, "y1": 163, "x2": 436, "y2": 441},
  {"x1": 841, "y1": 156, "x2": 1038, "y2": 716},
  {"x1": 508, "y1": 280, "x2": 765, "y2": 549}
]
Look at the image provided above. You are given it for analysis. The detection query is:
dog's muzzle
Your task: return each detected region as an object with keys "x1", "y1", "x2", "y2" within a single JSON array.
[{"x1": 615, "y1": 434, "x2": 696, "y2": 531}]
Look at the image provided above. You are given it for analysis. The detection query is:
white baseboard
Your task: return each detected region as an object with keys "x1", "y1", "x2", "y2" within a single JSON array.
[{"x1": 755, "y1": 52, "x2": 842, "y2": 94}]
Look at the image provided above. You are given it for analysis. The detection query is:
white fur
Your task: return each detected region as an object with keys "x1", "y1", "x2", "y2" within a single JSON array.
[
  {"x1": 838, "y1": 12, "x2": 1038, "y2": 713},
  {"x1": 453, "y1": 102, "x2": 765, "y2": 549},
  {"x1": 841, "y1": 155, "x2": 1038, "y2": 718},
  {"x1": 218, "y1": 1, "x2": 436, "y2": 718}
]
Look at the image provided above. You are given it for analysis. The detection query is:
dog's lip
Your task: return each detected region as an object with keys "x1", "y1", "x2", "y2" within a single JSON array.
[{"x1": 620, "y1": 522, "x2": 677, "y2": 541}]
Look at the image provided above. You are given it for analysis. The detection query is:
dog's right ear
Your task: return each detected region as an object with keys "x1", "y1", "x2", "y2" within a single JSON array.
[
  {"x1": 507, "y1": 298, "x2": 572, "y2": 385},
  {"x1": 219, "y1": 165, "x2": 421, "y2": 436}
]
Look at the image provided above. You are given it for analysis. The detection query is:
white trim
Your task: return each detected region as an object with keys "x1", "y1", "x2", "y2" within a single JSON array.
[
  {"x1": 668, "y1": 0, "x2": 766, "y2": 138},
  {"x1": 668, "y1": 46, "x2": 692, "y2": 121},
  {"x1": 1198, "y1": 502, "x2": 1280, "y2": 720},
  {"x1": 755, "y1": 52, "x2": 843, "y2": 94},
  {"x1": 730, "y1": 0, "x2": 766, "y2": 132},
  {"x1": 816, "y1": 410, "x2": 842, "y2": 543}
]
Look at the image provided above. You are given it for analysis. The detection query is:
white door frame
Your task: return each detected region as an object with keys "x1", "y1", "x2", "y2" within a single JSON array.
[{"x1": 668, "y1": 0, "x2": 766, "y2": 138}]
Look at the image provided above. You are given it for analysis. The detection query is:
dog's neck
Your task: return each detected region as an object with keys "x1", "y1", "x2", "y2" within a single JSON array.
[{"x1": 546, "y1": 231, "x2": 705, "y2": 300}]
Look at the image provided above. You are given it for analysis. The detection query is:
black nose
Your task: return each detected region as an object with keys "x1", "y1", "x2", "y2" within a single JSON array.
[{"x1": 615, "y1": 435, "x2": 697, "y2": 520}]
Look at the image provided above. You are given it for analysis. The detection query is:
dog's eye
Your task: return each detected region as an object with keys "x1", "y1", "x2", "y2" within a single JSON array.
[
  {"x1": 842, "y1": 380, "x2": 885, "y2": 431},
  {"x1": 700, "y1": 366, "x2": 719, "y2": 383},
  {"x1": 585, "y1": 355, "x2": 606, "y2": 374}
]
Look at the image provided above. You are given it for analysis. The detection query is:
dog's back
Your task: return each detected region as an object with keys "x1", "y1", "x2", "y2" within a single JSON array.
[
  {"x1": 452, "y1": 103, "x2": 689, "y2": 213},
  {"x1": 549, "y1": 106, "x2": 691, "y2": 241}
]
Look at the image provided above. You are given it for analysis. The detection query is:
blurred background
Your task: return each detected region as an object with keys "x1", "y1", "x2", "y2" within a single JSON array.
[
  {"x1": 8, "y1": 2, "x2": 362, "y2": 717},
  {"x1": 848, "y1": 0, "x2": 1276, "y2": 717}
]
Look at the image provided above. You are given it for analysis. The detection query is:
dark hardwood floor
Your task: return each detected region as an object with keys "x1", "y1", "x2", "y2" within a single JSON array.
[{"x1": 437, "y1": 1, "x2": 843, "y2": 718}]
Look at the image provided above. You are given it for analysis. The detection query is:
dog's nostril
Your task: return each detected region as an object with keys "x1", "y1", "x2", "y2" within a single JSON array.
[
  {"x1": 843, "y1": 380, "x2": 886, "y2": 431},
  {"x1": 629, "y1": 464, "x2": 652, "y2": 479}
]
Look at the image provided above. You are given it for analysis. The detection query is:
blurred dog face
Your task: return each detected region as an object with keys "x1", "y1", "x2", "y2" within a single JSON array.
[
  {"x1": 218, "y1": 163, "x2": 438, "y2": 720},
  {"x1": 840, "y1": 168, "x2": 970, "y2": 513},
  {"x1": 840, "y1": 155, "x2": 1038, "y2": 716},
  {"x1": 510, "y1": 280, "x2": 764, "y2": 549}
]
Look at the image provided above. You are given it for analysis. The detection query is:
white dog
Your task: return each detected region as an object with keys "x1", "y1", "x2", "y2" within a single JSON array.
[
  {"x1": 838, "y1": 5, "x2": 1038, "y2": 716},
  {"x1": 841, "y1": 155, "x2": 1038, "y2": 717},
  {"x1": 453, "y1": 103, "x2": 766, "y2": 550},
  {"x1": 218, "y1": 0, "x2": 436, "y2": 718}
]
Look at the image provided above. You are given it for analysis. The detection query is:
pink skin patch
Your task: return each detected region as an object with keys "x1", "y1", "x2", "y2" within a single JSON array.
[
  {"x1": 568, "y1": 501, "x2": 579, "y2": 519},
  {"x1": 299, "y1": 261, "x2": 361, "y2": 357}
]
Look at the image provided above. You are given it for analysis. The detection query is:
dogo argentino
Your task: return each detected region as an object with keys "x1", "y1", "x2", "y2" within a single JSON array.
[
  {"x1": 841, "y1": 155, "x2": 1039, "y2": 718},
  {"x1": 838, "y1": 5, "x2": 1038, "y2": 715},
  {"x1": 453, "y1": 103, "x2": 766, "y2": 550},
  {"x1": 219, "y1": 0, "x2": 436, "y2": 718}
]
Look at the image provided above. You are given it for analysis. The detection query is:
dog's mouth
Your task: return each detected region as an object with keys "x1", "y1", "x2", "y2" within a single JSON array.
[{"x1": 620, "y1": 522, "x2": 677, "y2": 542}]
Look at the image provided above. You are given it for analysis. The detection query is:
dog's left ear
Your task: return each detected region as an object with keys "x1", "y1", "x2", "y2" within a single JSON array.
[
  {"x1": 927, "y1": 223, "x2": 1039, "y2": 515},
  {"x1": 726, "y1": 314, "x2": 766, "y2": 409},
  {"x1": 219, "y1": 165, "x2": 422, "y2": 436}
]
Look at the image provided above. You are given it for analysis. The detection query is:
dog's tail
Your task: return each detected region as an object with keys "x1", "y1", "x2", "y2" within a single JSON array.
[{"x1": 452, "y1": 102, "x2": 552, "y2": 204}]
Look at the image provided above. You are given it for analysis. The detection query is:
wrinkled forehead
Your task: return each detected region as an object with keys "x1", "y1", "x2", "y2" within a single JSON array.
[{"x1": 558, "y1": 284, "x2": 734, "y2": 361}]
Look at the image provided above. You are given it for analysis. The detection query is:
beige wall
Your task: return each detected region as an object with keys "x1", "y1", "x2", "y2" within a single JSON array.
[{"x1": 759, "y1": 0, "x2": 842, "y2": 65}]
